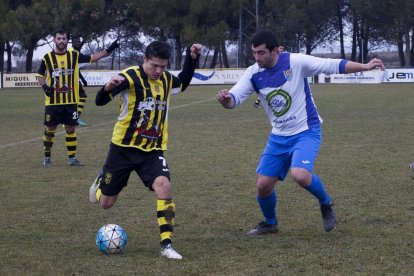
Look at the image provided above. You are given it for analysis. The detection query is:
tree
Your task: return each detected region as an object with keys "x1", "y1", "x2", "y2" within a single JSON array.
[
  {"x1": 264, "y1": 0, "x2": 339, "y2": 54},
  {"x1": 4, "y1": 0, "x2": 54, "y2": 72},
  {"x1": 134, "y1": 0, "x2": 191, "y2": 69},
  {"x1": 377, "y1": 0, "x2": 414, "y2": 67},
  {"x1": 183, "y1": 0, "x2": 239, "y2": 68}
]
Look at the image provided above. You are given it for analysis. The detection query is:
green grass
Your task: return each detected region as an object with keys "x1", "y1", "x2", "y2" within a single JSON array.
[{"x1": 0, "y1": 84, "x2": 413, "y2": 275}]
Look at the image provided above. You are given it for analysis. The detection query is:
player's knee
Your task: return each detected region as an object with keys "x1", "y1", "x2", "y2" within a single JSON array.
[
  {"x1": 65, "y1": 126, "x2": 76, "y2": 133},
  {"x1": 291, "y1": 168, "x2": 311, "y2": 186},
  {"x1": 99, "y1": 196, "x2": 117, "y2": 209},
  {"x1": 256, "y1": 179, "x2": 274, "y2": 197},
  {"x1": 152, "y1": 176, "x2": 171, "y2": 196}
]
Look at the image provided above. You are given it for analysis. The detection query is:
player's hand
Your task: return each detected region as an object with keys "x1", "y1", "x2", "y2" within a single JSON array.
[
  {"x1": 217, "y1": 89, "x2": 234, "y2": 108},
  {"x1": 190, "y1": 43, "x2": 202, "y2": 59},
  {"x1": 104, "y1": 75, "x2": 125, "y2": 91},
  {"x1": 42, "y1": 84, "x2": 53, "y2": 97},
  {"x1": 365, "y1": 58, "x2": 385, "y2": 71},
  {"x1": 106, "y1": 39, "x2": 120, "y2": 54}
]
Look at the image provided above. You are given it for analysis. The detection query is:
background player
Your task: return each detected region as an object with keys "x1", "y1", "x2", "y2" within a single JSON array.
[{"x1": 37, "y1": 29, "x2": 119, "y2": 167}]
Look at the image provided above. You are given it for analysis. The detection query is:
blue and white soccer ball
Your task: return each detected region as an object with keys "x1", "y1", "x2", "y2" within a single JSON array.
[{"x1": 96, "y1": 224, "x2": 127, "y2": 254}]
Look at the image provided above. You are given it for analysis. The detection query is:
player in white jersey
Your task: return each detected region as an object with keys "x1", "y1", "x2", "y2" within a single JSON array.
[{"x1": 217, "y1": 29, "x2": 384, "y2": 235}]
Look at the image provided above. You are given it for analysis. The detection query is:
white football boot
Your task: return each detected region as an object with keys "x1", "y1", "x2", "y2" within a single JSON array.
[{"x1": 159, "y1": 244, "x2": 182, "y2": 260}]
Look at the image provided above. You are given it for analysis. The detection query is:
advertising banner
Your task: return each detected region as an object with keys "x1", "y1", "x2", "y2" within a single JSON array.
[
  {"x1": 318, "y1": 69, "x2": 382, "y2": 84},
  {"x1": 380, "y1": 68, "x2": 414, "y2": 83},
  {"x1": 2, "y1": 73, "x2": 39, "y2": 88}
]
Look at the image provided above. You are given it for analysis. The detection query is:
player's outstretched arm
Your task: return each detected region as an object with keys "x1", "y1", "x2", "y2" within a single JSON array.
[
  {"x1": 345, "y1": 58, "x2": 385, "y2": 73},
  {"x1": 177, "y1": 43, "x2": 203, "y2": 92},
  {"x1": 91, "y1": 39, "x2": 120, "y2": 62},
  {"x1": 217, "y1": 89, "x2": 234, "y2": 109}
]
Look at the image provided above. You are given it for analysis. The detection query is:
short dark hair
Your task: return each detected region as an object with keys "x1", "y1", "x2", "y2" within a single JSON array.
[
  {"x1": 145, "y1": 41, "x2": 171, "y2": 60},
  {"x1": 251, "y1": 29, "x2": 279, "y2": 51},
  {"x1": 54, "y1": 28, "x2": 68, "y2": 38}
]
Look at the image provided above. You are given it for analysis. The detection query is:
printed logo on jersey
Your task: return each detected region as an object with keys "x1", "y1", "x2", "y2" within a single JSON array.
[
  {"x1": 45, "y1": 114, "x2": 51, "y2": 122},
  {"x1": 137, "y1": 97, "x2": 166, "y2": 111},
  {"x1": 134, "y1": 97, "x2": 167, "y2": 140},
  {"x1": 284, "y1": 69, "x2": 292, "y2": 81},
  {"x1": 52, "y1": 67, "x2": 74, "y2": 92},
  {"x1": 138, "y1": 97, "x2": 156, "y2": 111},
  {"x1": 266, "y1": 89, "x2": 292, "y2": 117}
]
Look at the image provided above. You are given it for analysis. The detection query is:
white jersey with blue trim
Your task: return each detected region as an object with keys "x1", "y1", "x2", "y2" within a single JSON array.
[{"x1": 229, "y1": 52, "x2": 347, "y2": 136}]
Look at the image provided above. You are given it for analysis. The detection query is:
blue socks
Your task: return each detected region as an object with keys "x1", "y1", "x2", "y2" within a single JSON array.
[
  {"x1": 305, "y1": 174, "x2": 331, "y2": 206},
  {"x1": 257, "y1": 190, "x2": 277, "y2": 225}
]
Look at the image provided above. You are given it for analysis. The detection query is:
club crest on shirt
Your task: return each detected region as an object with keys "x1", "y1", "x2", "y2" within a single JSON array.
[
  {"x1": 45, "y1": 114, "x2": 51, "y2": 122},
  {"x1": 266, "y1": 89, "x2": 292, "y2": 117},
  {"x1": 104, "y1": 172, "x2": 112, "y2": 185},
  {"x1": 284, "y1": 69, "x2": 292, "y2": 81}
]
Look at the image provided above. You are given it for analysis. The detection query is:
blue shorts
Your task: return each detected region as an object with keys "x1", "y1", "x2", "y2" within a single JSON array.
[{"x1": 256, "y1": 127, "x2": 322, "y2": 181}]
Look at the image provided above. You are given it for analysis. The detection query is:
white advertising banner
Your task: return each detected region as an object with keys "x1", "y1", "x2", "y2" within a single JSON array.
[
  {"x1": 82, "y1": 71, "x2": 120, "y2": 86},
  {"x1": 380, "y1": 68, "x2": 414, "y2": 83},
  {"x1": 171, "y1": 69, "x2": 246, "y2": 85},
  {"x1": 82, "y1": 69, "x2": 247, "y2": 86},
  {"x1": 318, "y1": 69, "x2": 382, "y2": 84},
  {"x1": 2, "y1": 73, "x2": 40, "y2": 88}
]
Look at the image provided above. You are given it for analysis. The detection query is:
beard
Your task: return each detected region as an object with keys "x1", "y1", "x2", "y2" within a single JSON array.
[{"x1": 56, "y1": 42, "x2": 67, "y2": 51}]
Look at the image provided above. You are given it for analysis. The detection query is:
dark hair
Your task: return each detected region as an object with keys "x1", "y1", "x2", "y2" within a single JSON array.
[
  {"x1": 145, "y1": 41, "x2": 171, "y2": 60},
  {"x1": 54, "y1": 28, "x2": 68, "y2": 38},
  {"x1": 251, "y1": 29, "x2": 279, "y2": 51}
]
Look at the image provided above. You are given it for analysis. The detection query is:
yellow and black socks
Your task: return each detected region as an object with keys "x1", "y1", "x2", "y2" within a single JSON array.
[
  {"x1": 78, "y1": 97, "x2": 86, "y2": 117},
  {"x1": 157, "y1": 199, "x2": 176, "y2": 246},
  {"x1": 65, "y1": 132, "x2": 77, "y2": 158},
  {"x1": 43, "y1": 128, "x2": 55, "y2": 157}
]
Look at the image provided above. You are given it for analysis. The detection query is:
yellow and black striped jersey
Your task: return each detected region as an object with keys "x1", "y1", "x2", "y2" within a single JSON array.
[
  {"x1": 37, "y1": 50, "x2": 91, "y2": 105},
  {"x1": 96, "y1": 54, "x2": 197, "y2": 152}
]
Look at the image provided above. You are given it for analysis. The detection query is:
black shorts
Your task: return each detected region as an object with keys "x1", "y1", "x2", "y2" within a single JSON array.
[
  {"x1": 99, "y1": 143, "x2": 171, "y2": 196},
  {"x1": 44, "y1": 104, "x2": 78, "y2": 126}
]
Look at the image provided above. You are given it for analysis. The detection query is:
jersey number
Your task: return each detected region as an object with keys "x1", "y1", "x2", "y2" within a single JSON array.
[{"x1": 159, "y1": 156, "x2": 169, "y2": 172}]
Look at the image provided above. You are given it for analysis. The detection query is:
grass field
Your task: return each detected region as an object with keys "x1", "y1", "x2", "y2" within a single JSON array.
[{"x1": 0, "y1": 84, "x2": 413, "y2": 275}]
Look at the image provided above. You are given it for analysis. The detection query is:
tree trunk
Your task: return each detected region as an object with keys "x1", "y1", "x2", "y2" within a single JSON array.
[
  {"x1": 6, "y1": 41, "x2": 12, "y2": 73},
  {"x1": 202, "y1": 48, "x2": 210, "y2": 69},
  {"x1": 397, "y1": 38, "x2": 405, "y2": 67},
  {"x1": 411, "y1": 23, "x2": 414, "y2": 66},
  {"x1": 357, "y1": 20, "x2": 365, "y2": 63},
  {"x1": 209, "y1": 47, "x2": 218, "y2": 68},
  {"x1": 25, "y1": 44, "x2": 35, "y2": 73},
  {"x1": 351, "y1": 16, "x2": 358, "y2": 61},
  {"x1": 305, "y1": 44, "x2": 312, "y2": 55},
  {"x1": 174, "y1": 36, "x2": 182, "y2": 70},
  {"x1": 220, "y1": 41, "x2": 229, "y2": 68},
  {"x1": 337, "y1": 4, "x2": 345, "y2": 59},
  {"x1": 404, "y1": 31, "x2": 411, "y2": 68},
  {"x1": 0, "y1": 40, "x2": 4, "y2": 72}
]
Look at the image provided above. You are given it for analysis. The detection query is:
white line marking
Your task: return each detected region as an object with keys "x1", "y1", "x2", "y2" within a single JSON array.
[{"x1": 0, "y1": 97, "x2": 217, "y2": 149}]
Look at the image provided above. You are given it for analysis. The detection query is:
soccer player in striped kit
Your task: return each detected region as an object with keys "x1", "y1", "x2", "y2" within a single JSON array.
[
  {"x1": 37, "y1": 29, "x2": 119, "y2": 167},
  {"x1": 217, "y1": 29, "x2": 384, "y2": 236},
  {"x1": 89, "y1": 41, "x2": 202, "y2": 259}
]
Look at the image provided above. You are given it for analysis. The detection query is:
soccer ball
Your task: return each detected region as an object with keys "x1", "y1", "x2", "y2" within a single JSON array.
[{"x1": 95, "y1": 224, "x2": 127, "y2": 254}]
